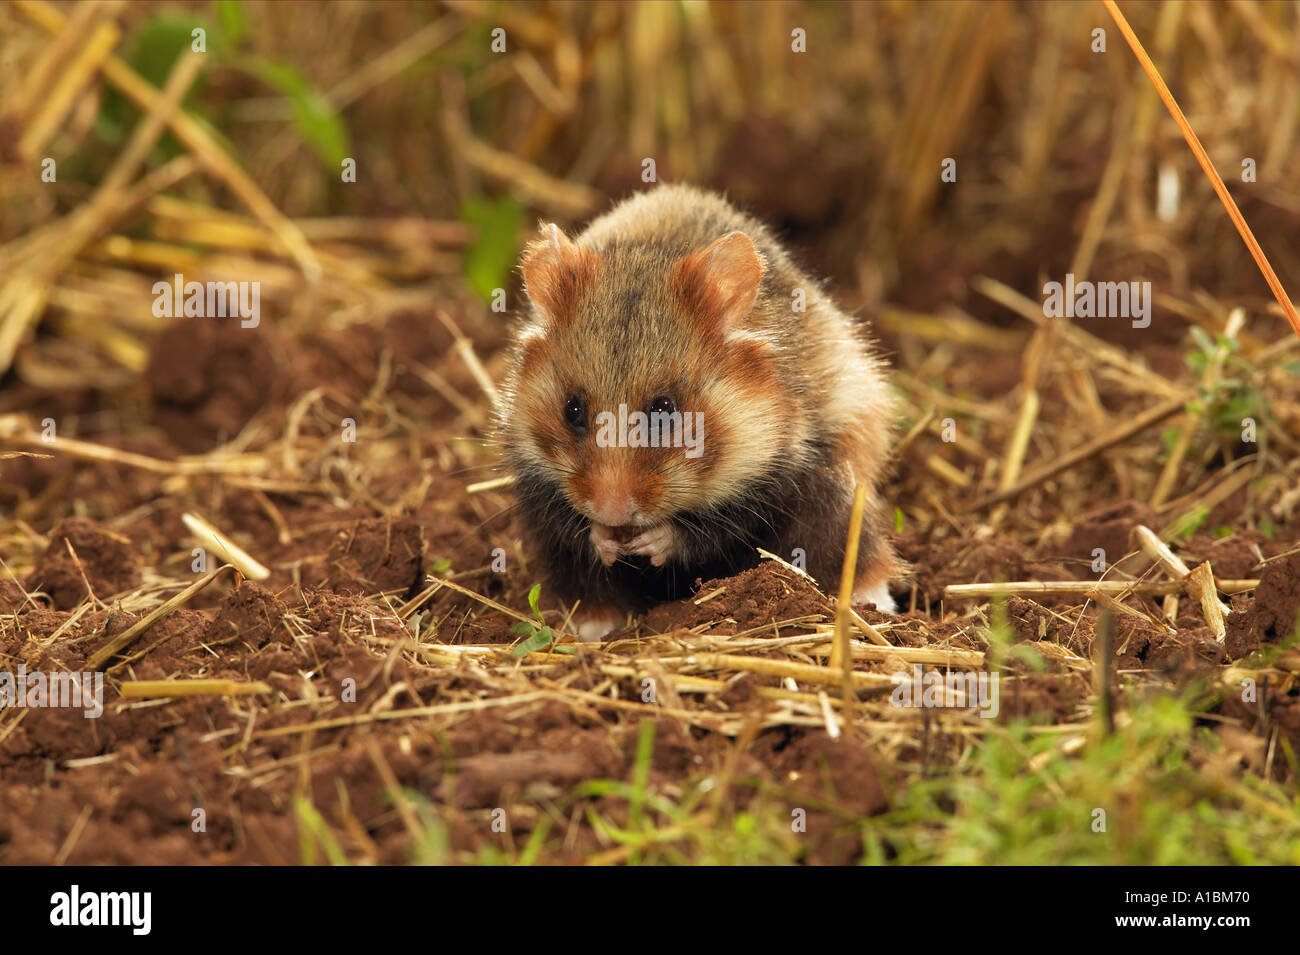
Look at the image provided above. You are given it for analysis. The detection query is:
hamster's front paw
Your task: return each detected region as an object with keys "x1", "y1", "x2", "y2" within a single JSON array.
[
  {"x1": 624, "y1": 523, "x2": 676, "y2": 567},
  {"x1": 589, "y1": 522, "x2": 622, "y2": 567}
]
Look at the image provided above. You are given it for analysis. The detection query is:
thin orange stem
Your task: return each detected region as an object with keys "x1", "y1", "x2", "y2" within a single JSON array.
[{"x1": 1104, "y1": 0, "x2": 1300, "y2": 342}]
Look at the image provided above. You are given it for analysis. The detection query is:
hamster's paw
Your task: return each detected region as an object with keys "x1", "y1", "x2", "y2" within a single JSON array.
[
  {"x1": 852, "y1": 579, "x2": 896, "y2": 613},
  {"x1": 575, "y1": 607, "x2": 623, "y2": 642},
  {"x1": 624, "y1": 523, "x2": 677, "y2": 567},
  {"x1": 588, "y1": 522, "x2": 622, "y2": 567}
]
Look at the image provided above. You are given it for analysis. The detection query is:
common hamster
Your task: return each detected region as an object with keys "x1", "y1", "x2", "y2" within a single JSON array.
[{"x1": 500, "y1": 183, "x2": 900, "y2": 641}]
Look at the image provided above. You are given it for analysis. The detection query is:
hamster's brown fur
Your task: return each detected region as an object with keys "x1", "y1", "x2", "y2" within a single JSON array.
[{"x1": 500, "y1": 184, "x2": 900, "y2": 639}]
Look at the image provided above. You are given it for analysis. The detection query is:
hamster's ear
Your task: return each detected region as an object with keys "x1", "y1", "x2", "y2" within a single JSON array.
[
  {"x1": 673, "y1": 231, "x2": 766, "y2": 333},
  {"x1": 520, "y1": 222, "x2": 597, "y2": 327}
]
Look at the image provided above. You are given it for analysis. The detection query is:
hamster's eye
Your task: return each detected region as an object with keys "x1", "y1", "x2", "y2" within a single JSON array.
[
  {"x1": 563, "y1": 395, "x2": 587, "y2": 432},
  {"x1": 647, "y1": 395, "x2": 676, "y2": 417}
]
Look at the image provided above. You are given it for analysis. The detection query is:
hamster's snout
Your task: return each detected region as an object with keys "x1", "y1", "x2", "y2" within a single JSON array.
[
  {"x1": 586, "y1": 489, "x2": 638, "y2": 528},
  {"x1": 575, "y1": 458, "x2": 653, "y2": 528}
]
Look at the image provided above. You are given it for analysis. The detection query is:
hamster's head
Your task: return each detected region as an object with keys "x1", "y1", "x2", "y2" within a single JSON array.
[{"x1": 502, "y1": 222, "x2": 804, "y2": 532}]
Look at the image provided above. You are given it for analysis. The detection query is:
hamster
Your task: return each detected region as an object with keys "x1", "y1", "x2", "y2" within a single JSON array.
[{"x1": 499, "y1": 183, "x2": 900, "y2": 641}]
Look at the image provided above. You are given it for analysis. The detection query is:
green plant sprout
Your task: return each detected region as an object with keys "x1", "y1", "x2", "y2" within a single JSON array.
[{"x1": 509, "y1": 583, "x2": 566, "y2": 656}]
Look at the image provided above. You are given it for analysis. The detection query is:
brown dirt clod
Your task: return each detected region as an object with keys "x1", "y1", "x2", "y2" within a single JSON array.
[
  {"x1": 1226, "y1": 552, "x2": 1300, "y2": 659},
  {"x1": 25, "y1": 517, "x2": 143, "y2": 609}
]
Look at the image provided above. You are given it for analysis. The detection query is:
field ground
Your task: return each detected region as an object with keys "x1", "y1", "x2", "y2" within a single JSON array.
[
  {"x1": 2, "y1": 289, "x2": 1298, "y2": 864},
  {"x1": 2, "y1": 0, "x2": 1300, "y2": 865}
]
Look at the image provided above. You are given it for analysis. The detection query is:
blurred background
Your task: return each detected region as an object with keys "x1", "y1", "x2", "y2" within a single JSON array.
[{"x1": 0, "y1": 0, "x2": 1297, "y2": 543}]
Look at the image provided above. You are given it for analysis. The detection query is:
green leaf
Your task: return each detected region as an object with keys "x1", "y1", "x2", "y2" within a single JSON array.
[
  {"x1": 246, "y1": 57, "x2": 350, "y2": 168},
  {"x1": 509, "y1": 621, "x2": 536, "y2": 636},
  {"x1": 460, "y1": 195, "x2": 524, "y2": 301},
  {"x1": 215, "y1": 0, "x2": 246, "y2": 49},
  {"x1": 430, "y1": 557, "x2": 452, "y2": 573},
  {"x1": 1189, "y1": 326, "x2": 1215, "y2": 356},
  {"x1": 99, "y1": 14, "x2": 213, "y2": 151},
  {"x1": 133, "y1": 14, "x2": 212, "y2": 88},
  {"x1": 526, "y1": 582, "x2": 543, "y2": 622},
  {"x1": 1170, "y1": 505, "x2": 1211, "y2": 540},
  {"x1": 510, "y1": 626, "x2": 554, "y2": 656},
  {"x1": 893, "y1": 507, "x2": 905, "y2": 533},
  {"x1": 513, "y1": 816, "x2": 553, "y2": 866},
  {"x1": 292, "y1": 794, "x2": 351, "y2": 866}
]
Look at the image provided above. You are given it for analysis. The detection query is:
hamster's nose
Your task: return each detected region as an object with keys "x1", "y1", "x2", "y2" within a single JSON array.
[{"x1": 589, "y1": 489, "x2": 636, "y2": 528}]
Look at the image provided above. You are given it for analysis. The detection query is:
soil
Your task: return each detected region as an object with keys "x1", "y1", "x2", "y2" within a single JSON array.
[
  {"x1": 1226, "y1": 552, "x2": 1300, "y2": 659},
  {"x1": 3, "y1": 239, "x2": 1298, "y2": 867},
  {"x1": 636, "y1": 563, "x2": 832, "y2": 636},
  {"x1": 25, "y1": 518, "x2": 143, "y2": 611}
]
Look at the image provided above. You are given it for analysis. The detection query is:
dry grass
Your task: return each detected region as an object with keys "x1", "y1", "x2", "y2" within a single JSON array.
[{"x1": 1, "y1": 0, "x2": 1299, "y2": 865}]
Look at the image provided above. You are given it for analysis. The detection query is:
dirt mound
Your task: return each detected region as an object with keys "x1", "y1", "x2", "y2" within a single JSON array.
[
  {"x1": 325, "y1": 517, "x2": 426, "y2": 598},
  {"x1": 204, "y1": 582, "x2": 290, "y2": 650},
  {"x1": 1055, "y1": 499, "x2": 1159, "y2": 576},
  {"x1": 1227, "y1": 552, "x2": 1300, "y2": 659},
  {"x1": 898, "y1": 533, "x2": 1069, "y2": 606},
  {"x1": 0, "y1": 577, "x2": 29, "y2": 614},
  {"x1": 1179, "y1": 531, "x2": 1271, "y2": 581},
  {"x1": 639, "y1": 562, "x2": 831, "y2": 635},
  {"x1": 145, "y1": 319, "x2": 287, "y2": 452},
  {"x1": 24, "y1": 517, "x2": 142, "y2": 609}
]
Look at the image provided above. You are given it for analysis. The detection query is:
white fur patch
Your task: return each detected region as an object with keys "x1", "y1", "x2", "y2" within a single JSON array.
[
  {"x1": 852, "y1": 580, "x2": 896, "y2": 613},
  {"x1": 576, "y1": 610, "x2": 622, "y2": 642}
]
